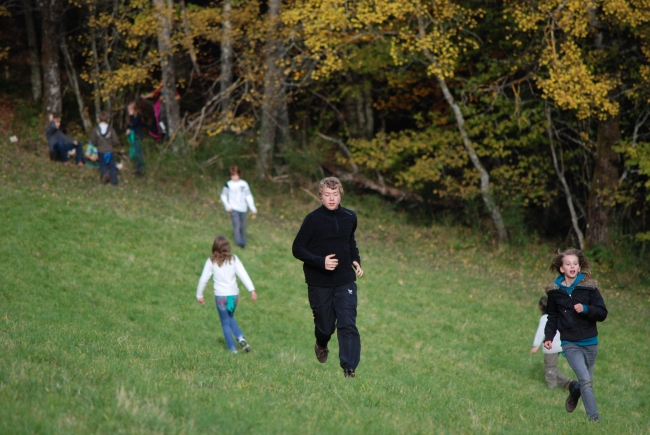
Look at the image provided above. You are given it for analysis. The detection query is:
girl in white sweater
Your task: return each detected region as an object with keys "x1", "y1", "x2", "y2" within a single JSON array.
[{"x1": 196, "y1": 235, "x2": 258, "y2": 353}]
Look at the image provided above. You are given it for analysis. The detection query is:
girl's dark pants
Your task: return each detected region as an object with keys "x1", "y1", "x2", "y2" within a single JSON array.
[
  {"x1": 308, "y1": 282, "x2": 360, "y2": 371},
  {"x1": 98, "y1": 152, "x2": 118, "y2": 185}
]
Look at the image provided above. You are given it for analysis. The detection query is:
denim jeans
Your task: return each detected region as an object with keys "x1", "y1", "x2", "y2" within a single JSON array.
[
  {"x1": 98, "y1": 152, "x2": 118, "y2": 185},
  {"x1": 215, "y1": 296, "x2": 244, "y2": 352},
  {"x1": 53, "y1": 141, "x2": 84, "y2": 164},
  {"x1": 230, "y1": 211, "x2": 247, "y2": 247},
  {"x1": 563, "y1": 343, "x2": 599, "y2": 419},
  {"x1": 308, "y1": 282, "x2": 361, "y2": 371}
]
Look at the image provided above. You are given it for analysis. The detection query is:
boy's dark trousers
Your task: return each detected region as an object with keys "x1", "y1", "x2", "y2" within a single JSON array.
[
  {"x1": 52, "y1": 141, "x2": 84, "y2": 164},
  {"x1": 98, "y1": 152, "x2": 118, "y2": 185},
  {"x1": 308, "y1": 282, "x2": 361, "y2": 371}
]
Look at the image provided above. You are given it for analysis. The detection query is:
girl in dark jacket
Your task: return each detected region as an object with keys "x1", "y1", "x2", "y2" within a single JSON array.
[{"x1": 543, "y1": 248, "x2": 608, "y2": 422}]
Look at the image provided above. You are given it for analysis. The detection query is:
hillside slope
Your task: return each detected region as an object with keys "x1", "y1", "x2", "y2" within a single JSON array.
[{"x1": 1, "y1": 144, "x2": 649, "y2": 434}]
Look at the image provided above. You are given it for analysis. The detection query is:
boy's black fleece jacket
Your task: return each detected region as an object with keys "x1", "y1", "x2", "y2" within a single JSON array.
[
  {"x1": 544, "y1": 278, "x2": 608, "y2": 343},
  {"x1": 292, "y1": 205, "x2": 361, "y2": 288}
]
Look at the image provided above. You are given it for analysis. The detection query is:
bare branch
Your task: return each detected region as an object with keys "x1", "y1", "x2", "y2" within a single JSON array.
[{"x1": 317, "y1": 132, "x2": 358, "y2": 174}]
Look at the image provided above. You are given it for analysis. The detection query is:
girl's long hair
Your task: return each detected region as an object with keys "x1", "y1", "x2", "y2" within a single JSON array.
[
  {"x1": 549, "y1": 248, "x2": 591, "y2": 277},
  {"x1": 210, "y1": 235, "x2": 233, "y2": 266}
]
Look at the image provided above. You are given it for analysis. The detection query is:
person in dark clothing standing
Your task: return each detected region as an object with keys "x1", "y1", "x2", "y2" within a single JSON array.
[
  {"x1": 292, "y1": 177, "x2": 364, "y2": 378},
  {"x1": 126, "y1": 102, "x2": 145, "y2": 176}
]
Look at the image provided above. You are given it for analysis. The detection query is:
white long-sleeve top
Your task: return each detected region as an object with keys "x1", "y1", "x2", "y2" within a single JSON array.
[
  {"x1": 196, "y1": 256, "x2": 255, "y2": 299},
  {"x1": 533, "y1": 313, "x2": 563, "y2": 354},
  {"x1": 220, "y1": 179, "x2": 257, "y2": 213}
]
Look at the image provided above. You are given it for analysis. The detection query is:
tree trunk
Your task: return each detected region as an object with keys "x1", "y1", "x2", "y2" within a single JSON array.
[
  {"x1": 546, "y1": 106, "x2": 585, "y2": 249},
  {"x1": 220, "y1": 0, "x2": 232, "y2": 125},
  {"x1": 257, "y1": 0, "x2": 288, "y2": 178},
  {"x1": 180, "y1": 0, "x2": 200, "y2": 75},
  {"x1": 153, "y1": 0, "x2": 181, "y2": 140},
  {"x1": 586, "y1": 115, "x2": 620, "y2": 247},
  {"x1": 344, "y1": 77, "x2": 374, "y2": 140},
  {"x1": 60, "y1": 35, "x2": 92, "y2": 133},
  {"x1": 415, "y1": 16, "x2": 507, "y2": 241},
  {"x1": 39, "y1": 0, "x2": 62, "y2": 117},
  {"x1": 90, "y1": 28, "x2": 102, "y2": 119},
  {"x1": 24, "y1": 0, "x2": 42, "y2": 102},
  {"x1": 437, "y1": 76, "x2": 508, "y2": 241}
]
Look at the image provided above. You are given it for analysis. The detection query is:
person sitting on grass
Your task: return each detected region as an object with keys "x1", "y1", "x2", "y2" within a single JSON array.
[
  {"x1": 544, "y1": 248, "x2": 608, "y2": 423},
  {"x1": 531, "y1": 296, "x2": 574, "y2": 390},
  {"x1": 90, "y1": 111, "x2": 120, "y2": 185},
  {"x1": 196, "y1": 235, "x2": 258, "y2": 354},
  {"x1": 84, "y1": 142, "x2": 99, "y2": 168},
  {"x1": 45, "y1": 114, "x2": 84, "y2": 166}
]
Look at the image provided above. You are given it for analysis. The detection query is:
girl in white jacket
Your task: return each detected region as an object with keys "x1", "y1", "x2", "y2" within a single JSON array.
[
  {"x1": 531, "y1": 296, "x2": 573, "y2": 389},
  {"x1": 220, "y1": 166, "x2": 257, "y2": 248},
  {"x1": 196, "y1": 235, "x2": 258, "y2": 353}
]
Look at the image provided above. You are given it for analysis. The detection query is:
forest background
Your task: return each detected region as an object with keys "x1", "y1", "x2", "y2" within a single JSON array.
[{"x1": 2, "y1": 0, "x2": 650, "y2": 259}]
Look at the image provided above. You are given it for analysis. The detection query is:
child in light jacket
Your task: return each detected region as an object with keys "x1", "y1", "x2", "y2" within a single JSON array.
[
  {"x1": 196, "y1": 235, "x2": 258, "y2": 354},
  {"x1": 530, "y1": 296, "x2": 573, "y2": 390},
  {"x1": 89, "y1": 111, "x2": 120, "y2": 185},
  {"x1": 220, "y1": 166, "x2": 257, "y2": 248}
]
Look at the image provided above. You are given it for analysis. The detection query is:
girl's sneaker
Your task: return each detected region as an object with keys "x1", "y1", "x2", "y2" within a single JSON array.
[{"x1": 238, "y1": 338, "x2": 251, "y2": 352}]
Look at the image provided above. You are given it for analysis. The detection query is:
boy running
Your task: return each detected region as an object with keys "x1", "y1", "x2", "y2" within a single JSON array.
[{"x1": 292, "y1": 177, "x2": 364, "y2": 379}]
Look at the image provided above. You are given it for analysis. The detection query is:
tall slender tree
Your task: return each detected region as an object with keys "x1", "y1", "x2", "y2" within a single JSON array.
[
  {"x1": 220, "y1": 0, "x2": 233, "y2": 125},
  {"x1": 153, "y1": 0, "x2": 181, "y2": 140},
  {"x1": 257, "y1": 0, "x2": 288, "y2": 177},
  {"x1": 38, "y1": 0, "x2": 62, "y2": 117},
  {"x1": 23, "y1": 0, "x2": 42, "y2": 101}
]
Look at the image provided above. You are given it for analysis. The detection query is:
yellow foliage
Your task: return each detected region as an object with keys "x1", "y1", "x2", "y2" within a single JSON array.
[
  {"x1": 537, "y1": 41, "x2": 619, "y2": 119},
  {"x1": 285, "y1": 0, "x2": 481, "y2": 81},
  {"x1": 507, "y1": 0, "x2": 650, "y2": 119}
]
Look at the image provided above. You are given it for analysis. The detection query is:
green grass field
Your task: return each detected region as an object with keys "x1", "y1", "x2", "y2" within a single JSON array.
[{"x1": 1, "y1": 147, "x2": 649, "y2": 434}]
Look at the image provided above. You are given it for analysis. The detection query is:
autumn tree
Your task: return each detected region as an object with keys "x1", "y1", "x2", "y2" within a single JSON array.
[
  {"x1": 508, "y1": 0, "x2": 650, "y2": 247},
  {"x1": 285, "y1": 0, "x2": 510, "y2": 240}
]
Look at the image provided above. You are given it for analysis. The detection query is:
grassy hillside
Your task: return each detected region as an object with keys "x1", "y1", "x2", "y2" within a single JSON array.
[{"x1": 1, "y1": 141, "x2": 649, "y2": 434}]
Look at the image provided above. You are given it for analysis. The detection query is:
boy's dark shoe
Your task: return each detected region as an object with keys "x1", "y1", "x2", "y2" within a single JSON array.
[
  {"x1": 314, "y1": 343, "x2": 329, "y2": 363},
  {"x1": 565, "y1": 381, "x2": 581, "y2": 413},
  {"x1": 589, "y1": 418, "x2": 600, "y2": 423},
  {"x1": 343, "y1": 369, "x2": 355, "y2": 379}
]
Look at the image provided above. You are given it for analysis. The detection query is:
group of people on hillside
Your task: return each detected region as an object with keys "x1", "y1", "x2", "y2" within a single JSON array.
[
  {"x1": 194, "y1": 172, "x2": 608, "y2": 421},
  {"x1": 196, "y1": 175, "x2": 363, "y2": 379},
  {"x1": 45, "y1": 102, "x2": 146, "y2": 185}
]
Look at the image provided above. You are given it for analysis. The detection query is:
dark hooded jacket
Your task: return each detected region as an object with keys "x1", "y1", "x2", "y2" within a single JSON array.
[
  {"x1": 90, "y1": 124, "x2": 119, "y2": 154},
  {"x1": 45, "y1": 121, "x2": 76, "y2": 151},
  {"x1": 544, "y1": 278, "x2": 608, "y2": 343}
]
